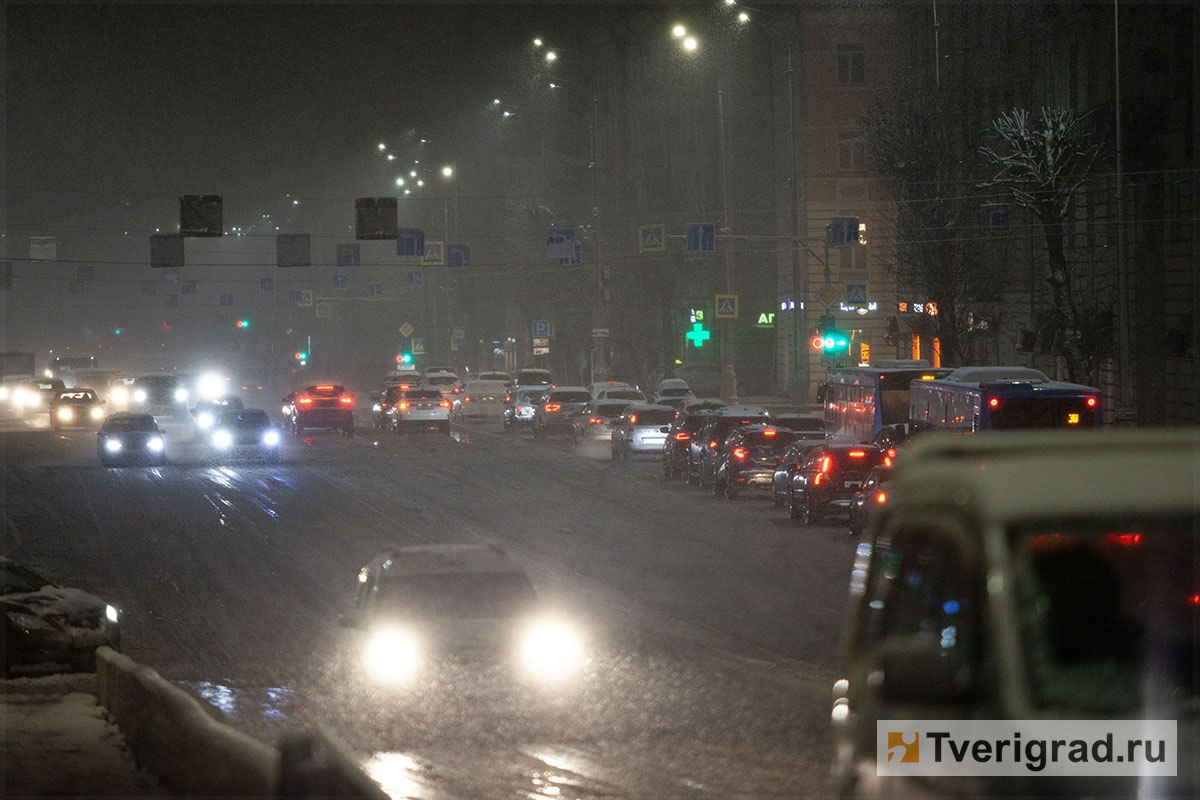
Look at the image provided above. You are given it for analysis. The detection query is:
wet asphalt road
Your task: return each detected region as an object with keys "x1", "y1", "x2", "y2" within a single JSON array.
[{"x1": 1, "y1": 410, "x2": 861, "y2": 798}]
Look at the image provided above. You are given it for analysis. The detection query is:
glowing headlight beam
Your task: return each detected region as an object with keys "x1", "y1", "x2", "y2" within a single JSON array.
[
  {"x1": 57, "y1": 407, "x2": 74, "y2": 422},
  {"x1": 212, "y1": 430, "x2": 233, "y2": 450},
  {"x1": 262, "y1": 429, "x2": 281, "y2": 446},
  {"x1": 105, "y1": 604, "x2": 119, "y2": 624},
  {"x1": 362, "y1": 627, "x2": 422, "y2": 684},
  {"x1": 196, "y1": 412, "x2": 215, "y2": 429},
  {"x1": 519, "y1": 618, "x2": 585, "y2": 682},
  {"x1": 146, "y1": 436, "x2": 165, "y2": 453},
  {"x1": 104, "y1": 439, "x2": 123, "y2": 453}
]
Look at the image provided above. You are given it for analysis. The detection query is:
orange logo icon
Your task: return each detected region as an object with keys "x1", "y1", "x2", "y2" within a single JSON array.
[{"x1": 887, "y1": 731, "x2": 920, "y2": 763}]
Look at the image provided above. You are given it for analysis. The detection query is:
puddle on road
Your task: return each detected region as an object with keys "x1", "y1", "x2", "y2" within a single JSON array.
[{"x1": 184, "y1": 681, "x2": 295, "y2": 728}]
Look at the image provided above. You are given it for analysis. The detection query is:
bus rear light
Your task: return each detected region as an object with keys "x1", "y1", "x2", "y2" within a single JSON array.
[
  {"x1": 732, "y1": 446, "x2": 749, "y2": 461},
  {"x1": 545, "y1": 403, "x2": 561, "y2": 412},
  {"x1": 988, "y1": 397, "x2": 1000, "y2": 408},
  {"x1": 1086, "y1": 397, "x2": 1098, "y2": 408},
  {"x1": 762, "y1": 429, "x2": 777, "y2": 437},
  {"x1": 848, "y1": 450, "x2": 866, "y2": 459},
  {"x1": 673, "y1": 431, "x2": 691, "y2": 441},
  {"x1": 439, "y1": 399, "x2": 451, "y2": 408}
]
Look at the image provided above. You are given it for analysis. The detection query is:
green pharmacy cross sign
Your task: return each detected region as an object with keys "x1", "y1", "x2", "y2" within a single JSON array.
[{"x1": 686, "y1": 322, "x2": 712, "y2": 348}]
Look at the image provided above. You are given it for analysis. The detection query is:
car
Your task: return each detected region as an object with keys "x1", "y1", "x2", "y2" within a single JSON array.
[
  {"x1": 190, "y1": 396, "x2": 245, "y2": 436},
  {"x1": 342, "y1": 544, "x2": 585, "y2": 685},
  {"x1": 453, "y1": 380, "x2": 508, "y2": 421},
  {"x1": 572, "y1": 399, "x2": 633, "y2": 445},
  {"x1": 105, "y1": 376, "x2": 137, "y2": 410},
  {"x1": 680, "y1": 397, "x2": 727, "y2": 417},
  {"x1": 652, "y1": 379, "x2": 694, "y2": 406},
  {"x1": 832, "y1": 430, "x2": 1199, "y2": 799},
  {"x1": 712, "y1": 425, "x2": 800, "y2": 500},
  {"x1": 97, "y1": 413, "x2": 166, "y2": 467},
  {"x1": 209, "y1": 408, "x2": 282, "y2": 463},
  {"x1": 10, "y1": 378, "x2": 67, "y2": 415},
  {"x1": 514, "y1": 368, "x2": 553, "y2": 388},
  {"x1": 866, "y1": 420, "x2": 927, "y2": 452},
  {"x1": 771, "y1": 439, "x2": 828, "y2": 507},
  {"x1": 371, "y1": 386, "x2": 403, "y2": 429},
  {"x1": 383, "y1": 369, "x2": 422, "y2": 389},
  {"x1": 769, "y1": 412, "x2": 826, "y2": 437},
  {"x1": 610, "y1": 404, "x2": 677, "y2": 462},
  {"x1": 284, "y1": 384, "x2": 355, "y2": 436},
  {"x1": 594, "y1": 386, "x2": 646, "y2": 404},
  {"x1": 787, "y1": 444, "x2": 886, "y2": 525},
  {"x1": 503, "y1": 386, "x2": 547, "y2": 432},
  {"x1": 49, "y1": 388, "x2": 106, "y2": 429},
  {"x1": 423, "y1": 370, "x2": 461, "y2": 398},
  {"x1": 847, "y1": 460, "x2": 893, "y2": 539},
  {"x1": 587, "y1": 380, "x2": 635, "y2": 398},
  {"x1": 661, "y1": 407, "x2": 720, "y2": 478},
  {"x1": 129, "y1": 373, "x2": 190, "y2": 415},
  {"x1": 684, "y1": 406, "x2": 771, "y2": 487},
  {"x1": 475, "y1": 371, "x2": 514, "y2": 390},
  {"x1": 2, "y1": 557, "x2": 121, "y2": 676},
  {"x1": 388, "y1": 386, "x2": 451, "y2": 433},
  {"x1": 532, "y1": 386, "x2": 593, "y2": 439}
]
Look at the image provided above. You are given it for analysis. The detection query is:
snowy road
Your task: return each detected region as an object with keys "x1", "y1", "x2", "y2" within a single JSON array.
[{"x1": 2, "y1": 414, "x2": 860, "y2": 797}]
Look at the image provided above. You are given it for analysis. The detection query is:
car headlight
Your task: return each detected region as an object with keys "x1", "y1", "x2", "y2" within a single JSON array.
[
  {"x1": 212, "y1": 429, "x2": 233, "y2": 450},
  {"x1": 133, "y1": 388, "x2": 148, "y2": 403},
  {"x1": 262, "y1": 429, "x2": 281, "y2": 446},
  {"x1": 90, "y1": 405, "x2": 105, "y2": 420},
  {"x1": 362, "y1": 626, "x2": 422, "y2": 684},
  {"x1": 7, "y1": 611, "x2": 52, "y2": 631},
  {"x1": 0, "y1": 386, "x2": 7, "y2": 401},
  {"x1": 105, "y1": 604, "x2": 120, "y2": 624},
  {"x1": 146, "y1": 436, "x2": 165, "y2": 453},
  {"x1": 196, "y1": 411, "x2": 215, "y2": 429},
  {"x1": 104, "y1": 438, "x2": 123, "y2": 453},
  {"x1": 519, "y1": 618, "x2": 585, "y2": 682},
  {"x1": 111, "y1": 387, "x2": 129, "y2": 406},
  {"x1": 27, "y1": 394, "x2": 41, "y2": 408},
  {"x1": 174, "y1": 387, "x2": 189, "y2": 403},
  {"x1": 57, "y1": 407, "x2": 74, "y2": 422}
]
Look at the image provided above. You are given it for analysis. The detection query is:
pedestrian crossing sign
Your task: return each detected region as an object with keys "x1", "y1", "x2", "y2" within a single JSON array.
[
  {"x1": 715, "y1": 294, "x2": 739, "y2": 319},
  {"x1": 422, "y1": 241, "x2": 445, "y2": 266},
  {"x1": 638, "y1": 224, "x2": 665, "y2": 253}
]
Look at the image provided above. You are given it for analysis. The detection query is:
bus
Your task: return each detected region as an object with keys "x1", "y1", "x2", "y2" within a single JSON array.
[
  {"x1": 823, "y1": 360, "x2": 953, "y2": 444},
  {"x1": 908, "y1": 366, "x2": 1102, "y2": 432}
]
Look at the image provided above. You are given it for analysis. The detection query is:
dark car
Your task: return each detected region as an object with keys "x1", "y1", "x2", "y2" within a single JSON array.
[
  {"x1": 771, "y1": 439, "x2": 827, "y2": 507},
  {"x1": 190, "y1": 396, "x2": 244, "y2": 436},
  {"x1": 847, "y1": 460, "x2": 894, "y2": 539},
  {"x1": 610, "y1": 404, "x2": 677, "y2": 461},
  {"x1": 685, "y1": 406, "x2": 771, "y2": 487},
  {"x1": 868, "y1": 420, "x2": 927, "y2": 452},
  {"x1": 661, "y1": 408, "x2": 719, "y2": 478},
  {"x1": 572, "y1": 400, "x2": 632, "y2": 445},
  {"x1": 371, "y1": 386, "x2": 403, "y2": 429},
  {"x1": 210, "y1": 409, "x2": 282, "y2": 462},
  {"x1": 284, "y1": 384, "x2": 355, "y2": 436},
  {"x1": 770, "y1": 412, "x2": 826, "y2": 437},
  {"x1": 712, "y1": 426, "x2": 799, "y2": 500},
  {"x1": 130, "y1": 373, "x2": 189, "y2": 415},
  {"x1": 787, "y1": 444, "x2": 886, "y2": 525},
  {"x1": 97, "y1": 412, "x2": 166, "y2": 467},
  {"x1": 532, "y1": 387, "x2": 592, "y2": 439},
  {"x1": 513, "y1": 368, "x2": 553, "y2": 389},
  {"x1": 50, "y1": 388, "x2": 105, "y2": 429},
  {"x1": 2, "y1": 558, "x2": 121, "y2": 676}
]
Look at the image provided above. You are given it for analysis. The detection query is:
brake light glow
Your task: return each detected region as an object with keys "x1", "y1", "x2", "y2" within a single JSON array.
[
  {"x1": 886, "y1": 448, "x2": 897, "y2": 458},
  {"x1": 848, "y1": 449, "x2": 866, "y2": 459},
  {"x1": 464, "y1": 396, "x2": 473, "y2": 402},
  {"x1": 814, "y1": 473, "x2": 824, "y2": 486},
  {"x1": 1105, "y1": 532, "x2": 1142, "y2": 546},
  {"x1": 400, "y1": 383, "x2": 411, "y2": 390},
  {"x1": 316, "y1": 385, "x2": 334, "y2": 391},
  {"x1": 673, "y1": 431, "x2": 691, "y2": 441},
  {"x1": 1188, "y1": 593, "x2": 1200, "y2": 607},
  {"x1": 732, "y1": 446, "x2": 748, "y2": 461},
  {"x1": 1086, "y1": 397, "x2": 1097, "y2": 408},
  {"x1": 882, "y1": 456, "x2": 893, "y2": 467},
  {"x1": 296, "y1": 396, "x2": 313, "y2": 406},
  {"x1": 708, "y1": 440, "x2": 718, "y2": 449},
  {"x1": 875, "y1": 490, "x2": 888, "y2": 504},
  {"x1": 819, "y1": 456, "x2": 832, "y2": 473},
  {"x1": 339, "y1": 395, "x2": 354, "y2": 405},
  {"x1": 588, "y1": 417, "x2": 603, "y2": 425},
  {"x1": 439, "y1": 399, "x2": 451, "y2": 408},
  {"x1": 398, "y1": 402, "x2": 409, "y2": 411},
  {"x1": 988, "y1": 397, "x2": 1000, "y2": 408},
  {"x1": 545, "y1": 403, "x2": 561, "y2": 413},
  {"x1": 762, "y1": 429, "x2": 777, "y2": 437}
]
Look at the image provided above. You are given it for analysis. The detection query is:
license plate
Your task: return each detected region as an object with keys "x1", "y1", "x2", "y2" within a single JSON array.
[{"x1": 844, "y1": 481, "x2": 861, "y2": 490}]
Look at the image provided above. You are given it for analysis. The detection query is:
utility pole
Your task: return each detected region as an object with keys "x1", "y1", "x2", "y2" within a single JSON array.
[
  {"x1": 717, "y1": 74, "x2": 739, "y2": 404},
  {"x1": 787, "y1": 44, "x2": 807, "y2": 402}
]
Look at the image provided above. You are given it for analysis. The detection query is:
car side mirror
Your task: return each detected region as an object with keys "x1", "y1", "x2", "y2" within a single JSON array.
[{"x1": 876, "y1": 633, "x2": 973, "y2": 705}]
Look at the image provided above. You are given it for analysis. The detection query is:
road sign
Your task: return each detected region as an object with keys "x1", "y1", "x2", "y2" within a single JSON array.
[
  {"x1": 817, "y1": 285, "x2": 837, "y2": 306},
  {"x1": 532, "y1": 337, "x2": 550, "y2": 347},
  {"x1": 846, "y1": 282, "x2": 869, "y2": 305},
  {"x1": 592, "y1": 328, "x2": 609, "y2": 338},
  {"x1": 638, "y1": 224, "x2": 665, "y2": 253},
  {"x1": 827, "y1": 216, "x2": 860, "y2": 247},
  {"x1": 981, "y1": 203, "x2": 1010, "y2": 234},
  {"x1": 315, "y1": 302, "x2": 331, "y2": 318},
  {"x1": 412, "y1": 337, "x2": 426, "y2": 355},
  {"x1": 715, "y1": 294, "x2": 739, "y2": 319},
  {"x1": 408, "y1": 270, "x2": 423, "y2": 286},
  {"x1": 422, "y1": 241, "x2": 444, "y2": 266},
  {"x1": 557, "y1": 241, "x2": 582, "y2": 266},
  {"x1": 297, "y1": 290, "x2": 314, "y2": 307},
  {"x1": 336, "y1": 243, "x2": 360, "y2": 267},
  {"x1": 399, "y1": 321, "x2": 414, "y2": 338},
  {"x1": 533, "y1": 346, "x2": 550, "y2": 356},
  {"x1": 685, "y1": 223, "x2": 716, "y2": 253},
  {"x1": 397, "y1": 228, "x2": 425, "y2": 257},
  {"x1": 447, "y1": 244, "x2": 470, "y2": 267},
  {"x1": 532, "y1": 320, "x2": 551, "y2": 338},
  {"x1": 547, "y1": 228, "x2": 575, "y2": 259}
]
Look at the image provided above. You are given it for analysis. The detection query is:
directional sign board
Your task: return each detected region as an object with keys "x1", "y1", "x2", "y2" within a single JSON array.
[
  {"x1": 399, "y1": 322, "x2": 414, "y2": 338},
  {"x1": 336, "y1": 243, "x2": 360, "y2": 267},
  {"x1": 638, "y1": 224, "x2": 665, "y2": 253},
  {"x1": 715, "y1": 294, "x2": 739, "y2": 319},
  {"x1": 532, "y1": 320, "x2": 551, "y2": 338},
  {"x1": 532, "y1": 337, "x2": 550, "y2": 348},
  {"x1": 533, "y1": 346, "x2": 550, "y2": 356},
  {"x1": 592, "y1": 328, "x2": 609, "y2": 338},
  {"x1": 397, "y1": 229, "x2": 425, "y2": 257},
  {"x1": 412, "y1": 337, "x2": 426, "y2": 355},
  {"x1": 547, "y1": 228, "x2": 575, "y2": 260},
  {"x1": 685, "y1": 223, "x2": 716, "y2": 253},
  {"x1": 557, "y1": 242, "x2": 582, "y2": 266}
]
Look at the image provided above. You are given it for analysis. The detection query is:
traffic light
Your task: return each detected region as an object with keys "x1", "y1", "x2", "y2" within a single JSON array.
[
  {"x1": 396, "y1": 352, "x2": 413, "y2": 365},
  {"x1": 294, "y1": 351, "x2": 308, "y2": 365},
  {"x1": 236, "y1": 318, "x2": 250, "y2": 329},
  {"x1": 822, "y1": 330, "x2": 850, "y2": 354}
]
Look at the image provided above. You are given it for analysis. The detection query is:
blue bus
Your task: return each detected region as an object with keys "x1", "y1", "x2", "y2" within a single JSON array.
[
  {"x1": 823, "y1": 360, "x2": 953, "y2": 444},
  {"x1": 908, "y1": 366, "x2": 1102, "y2": 432}
]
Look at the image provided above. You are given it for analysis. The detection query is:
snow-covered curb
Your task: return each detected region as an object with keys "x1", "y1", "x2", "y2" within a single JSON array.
[{"x1": 95, "y1": 646, "x2": 276, "y2": 796}]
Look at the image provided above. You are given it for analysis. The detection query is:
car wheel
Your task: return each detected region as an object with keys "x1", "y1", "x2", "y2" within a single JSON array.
[
  {"x1": 686, "y1": 464, "x2": 699, "y2": 485},
  {"x1": 787, "y1": 490, "x2": 801, "y2": 520},
  {"x1": 773, "y1": 489, "x2": 783, "y2": 507},
  {"x1": 711, "y1": 474, "x2": 723, "y2": 497},
  {"x1": 801, "y1": 496, "x2": 819, "y2": 527},
  {"x1": 99, "y1": 456, "x2": 111, "y2": 468}
]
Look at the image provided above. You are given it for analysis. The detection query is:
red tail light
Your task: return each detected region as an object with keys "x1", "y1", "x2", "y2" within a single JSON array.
[
  {"x1": 400, "y1": 383, "x2": 411, "y2": 390},
  {"x1": 1086, "y1": 397, "x2": 1098, "y2": 408},
  {"x1": 1105, "y1": 532, "x2": 1142, "y2": 546},
  {"x1": 398, "y1": 401, "x2": 409, "y2": 411},
  {"x1": 439, "y1": 399, "x2": 451, "y2": 408},
  {"x1": 848, "y1": 449, "x2": 866, "y2": 459},
  {"x1": 339, "y1": 395, "x2": 354, "y2": 406},
  {"x1": 452, "y1": 387, "x2": 462, "y2": 394},
  {"x1": 989, "y1": 397, "x2": 1000, "y2": 408},
  {"x1": 629, "y1": 414, "x2": 638, "y2": 424},
  {"x1": 762, "y1": 429, "x2": 777, "y2": 437},
  {"x1": 296, "y1": 395, "x2": 313, "y2": 406},
  {"x1": 875, "y1": 490, "x2": 888, "y2": 504},
  {"x1": 1188, "y1": 593, "x2": 1200, "y2": 607},
  {"x1": 316, "y1": 385, "x2": 334, "y2": 391},
  {"x1": 504, "y1": 394, "x2": 512, "y2": 403},
  {"x1": 732, "y1": 446, "x2": 748, "y2": 461},
  {"x1": 819, "y1": 455, "x2": 832, "y2": 473},
  {"x1": 708, "y1": 440, "x2": 719, "y2": 449},
  {"x1": 380, "y1": 402, "x2": 389, "y2": 409},
  {"x1": 882, "y1": 456, "x2": 893, "y2": 467},
  {"x1": 545, "y1": 403, "x2": 561, "y2": 413},
  {"x1": 464, "y1": 396, "x2": 473, "y2": 403},
  {"x1": 588, "y1": 417, "x2": 603, "y2": 425},
  {"x1": 673, "y1": 431, "x2": 691, "y2": 441},
  {"x1": 886, "y1": 448, "x2": 897, "y2": 458},
  {"x1": 814, "y1": 473, "x2": 824, "y2": 486}
]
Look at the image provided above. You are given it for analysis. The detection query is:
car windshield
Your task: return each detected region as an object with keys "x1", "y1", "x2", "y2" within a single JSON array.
[
  {"x1": 516, "y1": 372, "x2": 552, "y2": 384},
  {"x1": 134, "y1": 376, "x2": 178, "y2": 388},
  {"x1": 605, "y1": 390, "x2": 644, "y2": 400},
  {"x1": 376, "y1": 572, "x2": 539, "y2": 620},
  {"x1": 632, "y1": 409, "x2": 675, "y2": 425},
  {"x1": 595, "y1": 403, "x2": 630, "y2": 417},
  {"x1": 0, "y1": 561, "x2": 50, "y2": 595},
  {"x1": 658, "y1": 388, "x2": 690, "y2": 397},
  {"x1": 774, "y1": 416, "x2": 823, "y2": 433},
  {"x1": 404, "y1": 390, "x2": 444, "y2": 400},
  {"x1": 427, "y1": 376, "x2": 458, "y2": 385},
  {"x1": 102, "y1": 416, "x2": 157, "y2": 432},
  {"x1": 222, "y1": 411, "x2": 269, "y2": 429},
  {"x1": 550, "y1": 391, "x2": 591, "y2": 403},
  {"x1": 1011, "y1": 515, "x2": 1197, "y2": 713},
  {"x1": 58, "y1": 391, "x2": 98, "y2": 402}
]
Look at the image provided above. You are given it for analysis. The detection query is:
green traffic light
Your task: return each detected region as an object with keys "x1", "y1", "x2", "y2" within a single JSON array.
[
  {"x1": 401, "y1": 352, "x2": 413, "y2": 364},
  {"x1": 113, "y1": 329, "x2": 122, "y2": 335},
  {"x1": 237, "y1": 319, "x2": 250, "y2": 329}
]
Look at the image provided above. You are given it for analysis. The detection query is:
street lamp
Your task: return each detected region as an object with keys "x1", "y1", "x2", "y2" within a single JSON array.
[
  {"x1": 672, "y1": 24, "x2": 687, "y2": 38},
  {"x1": 545, "y1": 50, "x2": 557, "y2": 62},
  {"x1": 441, "y1": 165, "x2": 453, "y2": 178}
]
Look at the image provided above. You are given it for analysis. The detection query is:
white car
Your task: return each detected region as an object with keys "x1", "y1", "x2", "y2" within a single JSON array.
[
  {"x1": 453, "y1": 380, "x2": 509, "y2": 420},
  {"x1": 423, "y1": 371, "x2": 461, "y2": 398}
]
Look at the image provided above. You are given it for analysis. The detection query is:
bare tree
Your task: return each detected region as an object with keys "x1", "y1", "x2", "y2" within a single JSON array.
[
  {"x1": 859, "y1": 82, "x2": 995, "y2": 366},
  {"x1": 978, "y1": 107, "x2": 1102, "y2": 383}
]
